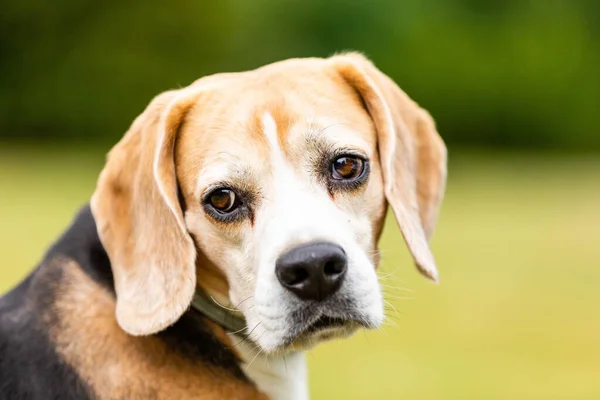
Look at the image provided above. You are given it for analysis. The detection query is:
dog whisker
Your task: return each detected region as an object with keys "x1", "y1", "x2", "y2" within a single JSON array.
[
  {"x1": 378, "y1": 277, "x2": 408, "y2": 286},
  {"x1": 210, "y1": 296, "x2": 244, "y2": 313},
  {"x1": 246, "y1": 334, "x2": 265, "y2": 355},
  {"x1": 383, "y1": 307, "x2": 403, "y2": 320},
  {"x1": 381, "y1": 317, "x2": 400, "y2": 329},
  {"x1": 379, "y1": 283, "x2": 413, "y2": 291},
  {"x1": 378, "y1": 283, "x2": 402, "y2": 289},
  {"x1": 378, "y1": 269, "x2": 407, "y2": 282},
  {"x1": 233, "y1": 295, "x2": 254, "y2": 309},
  {"x1": 383, "y1": 307, "x2": 402, "y2": 319},
  {"x1": 383, "y1": 299, "x2": 399, "y2": 316},
  {"x1": 377, "y1": 271, "x2": 404, "y2": 281},
  {"x1": 382, "y1": 293, "x2": 415, "y2": 301},
  {"x1": 245, "y1": 346, "x2": 265, "y2": 371},
  {"x1": 228, "y1": 324, "x2": 249, "y2": 336},
  {"x1": 382, "y1": 288, "x2": 414, "y2": 295},
  {"x1": 378, "y1": 276, "x2": 403, "y2": 284},
  {"x1": 233, "y1": 322, "x2": 262, "y2": 348}
]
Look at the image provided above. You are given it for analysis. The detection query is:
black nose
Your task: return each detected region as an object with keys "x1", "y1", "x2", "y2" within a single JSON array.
[{"x1": 275, "y1": 242, "x2": 347, "y2": 301}]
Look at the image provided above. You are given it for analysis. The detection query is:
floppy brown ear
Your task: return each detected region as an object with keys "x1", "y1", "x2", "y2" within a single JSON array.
[
  {"x1": 332, "y1": 52, "x2": 447, "y2": 281},
  {"x1": 91, "y1": 88, "x2": 201, "y2": 335}
]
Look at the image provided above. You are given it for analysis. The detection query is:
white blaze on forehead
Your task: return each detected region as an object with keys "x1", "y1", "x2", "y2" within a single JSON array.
[{"x1": 262, "y1": 112, "x2": 284, "y2": 162}]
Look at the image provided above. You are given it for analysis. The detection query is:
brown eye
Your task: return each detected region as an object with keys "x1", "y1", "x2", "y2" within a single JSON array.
[
  {"x1": 331, "y1": 156, "x2": 365, "y2": 180},
  {"x1": 208, "y1": 188, "x2": 239, "y2": 213}
]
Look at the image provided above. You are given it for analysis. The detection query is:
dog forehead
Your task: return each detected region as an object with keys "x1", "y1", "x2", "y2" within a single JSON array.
[{"x1": 175, "y1": 62, "x2": 376, "y2": 194}]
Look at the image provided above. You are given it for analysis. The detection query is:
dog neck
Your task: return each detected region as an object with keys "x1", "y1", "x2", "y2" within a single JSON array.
[
  {"x1": 51, "y1": 204, "x2": 308, "y2": 399},
  {"x1": 189, "y1": 248, "x2": 310, "y2": 399},
  {"x1": 189, "y1": 290, "x2": 309, "y2": 400},
  {"x1": 189, "y1": 289, "x2": 248, "y2": 334},
  {"x1": 231, "y1": 334, "x2": 309, "y2": 400}
]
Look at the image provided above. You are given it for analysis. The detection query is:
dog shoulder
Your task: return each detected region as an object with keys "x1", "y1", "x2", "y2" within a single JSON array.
[
  {"x1": 1, "y1": 206, "x2": 269, "y2": 400},
  {"x1": 0, "y1": 264, "x2": 94, "y2": 400}
]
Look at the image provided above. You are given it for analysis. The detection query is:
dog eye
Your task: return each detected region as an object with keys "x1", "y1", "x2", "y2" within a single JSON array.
[
  {"x1": 331, "y1": 156, "x2": 365, "y2": 180},
  {"x1": 208, "y1": 188, "x2": 240, "y2": 213}
]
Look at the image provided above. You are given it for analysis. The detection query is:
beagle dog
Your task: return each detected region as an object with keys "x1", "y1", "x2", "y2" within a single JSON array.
[{"x1": 0, "y1": 52, "x2": 446, "y2": 400}]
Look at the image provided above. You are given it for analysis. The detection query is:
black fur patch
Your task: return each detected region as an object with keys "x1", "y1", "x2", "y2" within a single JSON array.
[
  {"x1": 46, "y1": 205, "x2": 114, "y2": 294},
  {"x1": 159, "y1": 312, "x2": 249, "y2": 382},
  {"x1": 0, "y1": 263, "x2": 94, "y2": 399},
  {"x1": 0, "y1": 204, "x2": 249, "y2": 399}
]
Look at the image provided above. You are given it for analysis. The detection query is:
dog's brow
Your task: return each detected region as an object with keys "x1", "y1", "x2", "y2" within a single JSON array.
[
  {"x1": 194, "y1": 157, "x2": 251, "y2": 198},
  {"x1": 303, "y1": 123, "x2": 372, "y2": 158}
]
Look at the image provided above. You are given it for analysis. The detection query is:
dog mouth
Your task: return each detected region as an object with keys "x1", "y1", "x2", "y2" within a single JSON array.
[
  {"x1": 264, "y1": 297, "x2": 381, "y2": 352},
  {"x1": 308, "y1": 315, "x2": 348, "y2": 331},
  {"x1": 280, "y1": 313, "x2": 367, "y2": 351}
]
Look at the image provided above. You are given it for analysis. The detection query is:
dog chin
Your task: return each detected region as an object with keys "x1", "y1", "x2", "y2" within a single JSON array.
[
  {"x1": 262, "y1": 314, "x2": 380, "y2": 354},
  {"x1": 286, "y1": 323, "x2": 360, "y2": 351}
]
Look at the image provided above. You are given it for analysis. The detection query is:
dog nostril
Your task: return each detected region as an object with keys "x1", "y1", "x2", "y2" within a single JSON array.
[
  {"x1": 324, "y1": 260, "x2": 343, "y2": 276},
  {"x1": 289, "y1": 267, "x2": 309, "y2": 285}
]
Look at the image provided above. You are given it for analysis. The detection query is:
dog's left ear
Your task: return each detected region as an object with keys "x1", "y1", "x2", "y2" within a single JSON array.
[
  {"x1": 332, "y1": 52, "x2": 447, "y2": 281},
  {"x1": 91, "y1": 88, "x2": 201, "y2": 335}
]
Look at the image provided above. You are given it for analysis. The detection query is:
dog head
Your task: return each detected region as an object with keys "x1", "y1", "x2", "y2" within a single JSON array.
[{"x1": 91, "y1": 52, "x2": 447, "y2": 353}]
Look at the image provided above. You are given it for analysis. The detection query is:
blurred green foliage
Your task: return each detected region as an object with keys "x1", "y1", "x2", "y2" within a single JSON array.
[{"x1": 1, "y1": 0, "x2": 599, "y2": 150}]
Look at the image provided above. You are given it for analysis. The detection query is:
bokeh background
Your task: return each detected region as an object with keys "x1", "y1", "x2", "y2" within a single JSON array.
[{"x1": 1, "y1": 1, "x2": 599, "y2": 398}]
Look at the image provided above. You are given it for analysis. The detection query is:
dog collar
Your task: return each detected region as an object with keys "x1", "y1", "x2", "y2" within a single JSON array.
[{"x1": 190, "y1": 290, "x2": 248, "y2": 335}]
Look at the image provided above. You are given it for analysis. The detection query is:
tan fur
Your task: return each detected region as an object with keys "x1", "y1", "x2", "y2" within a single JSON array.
[
  {"x1": 90, "y1": 51, "x2": 446, "y2": 348},
  {"x1": 46, "y1": 260, "x2": 266, "y2": 400},
  {"x1": 194, "y1": 250, "x2": 231, "y2": 305},
  {"x1": 174, "y1": 62, "x2": 388, "y2": 325},
  {"x1": 332, "y1": 53, "x2": 447, "y2": 281},
  {"x1": 91, "y1": 89, "x2": 201, "y2": 336}
]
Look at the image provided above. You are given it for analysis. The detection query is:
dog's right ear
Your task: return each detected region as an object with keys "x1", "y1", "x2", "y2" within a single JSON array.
[
  {"x1": 332, "y1": 52, "x2": 447, "y2": 282},
  {"x1": 91, "y1": 88, "x2": 201, "y2": 336}
]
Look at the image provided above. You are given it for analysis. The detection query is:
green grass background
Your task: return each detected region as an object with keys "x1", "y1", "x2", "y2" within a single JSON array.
[{"x1": 1, "y1": 147, "x2": 598, "y2": 399}]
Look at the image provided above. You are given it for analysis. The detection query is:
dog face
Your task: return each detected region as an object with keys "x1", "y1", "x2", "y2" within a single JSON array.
[
  {"x1": 91, "y1": 53, "x2": 447, "y2": 353},
  {"x1": 178, "y1": 74, "x2": 388, "y2": 352}
]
